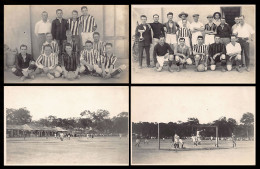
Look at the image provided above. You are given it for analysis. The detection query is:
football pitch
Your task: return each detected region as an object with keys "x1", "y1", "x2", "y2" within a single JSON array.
[
  {"x1": 132, "y1": 139, "x2": 255, "y2": 165},
  {"x1": 5, "y1": 136, "x2": 129, "y2": 165}
]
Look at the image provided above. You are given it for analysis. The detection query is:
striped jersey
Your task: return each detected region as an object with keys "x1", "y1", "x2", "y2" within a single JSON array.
[
  {"x1": 102, "y1": 53, "x2": 117, "y2": 69},
  {"x1": 193, "y1": 43, "x2": 208, "y2": 55},
  {"x1": 61, "y1": 52, "x2": 79, "y2": 71},
  {"x1": 79, "y1": 15, "x2": 97, "y2": 33},
  {"x1": 205, "y1": 23, "x2": 217, "y2": 32},
  {"x1": 36, "y1": 53, "x2": 58, "y2": 68},
  {"x1": 80, "y1": 49, "x2": 101, "y2": 65},
  {"x1": 41, "y1": 41, "x2": 59, "y2": 54},
  {"x1": 177, "y1": 27, "x2": 191, "y2": 37},
  {"x1": 67, "y1": 18, "x2": 80, "y2": 36},
  {"x1": 93, "y1": 41, "x2": 106, "y2": 55}
]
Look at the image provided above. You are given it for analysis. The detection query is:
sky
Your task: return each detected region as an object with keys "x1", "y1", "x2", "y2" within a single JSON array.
[
  {"x1": 4, "y1": 86, "x2": 129, "y2": 121},
  {"x1": 132, "y1": 87, "x2": 255, "y2": 124}
]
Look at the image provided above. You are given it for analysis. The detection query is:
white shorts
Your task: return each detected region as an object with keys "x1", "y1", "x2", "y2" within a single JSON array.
[
  {"x1": 81, "y1": 32, "x2": 94, "y2": 45},
  {"x1": 166, "y1": 34, "x2": 177, "y2": 44},
  {"x1": 157, "y1": 54, "x2": 173, "y2": 67},
  {"x1": 204, "y1": 34, "x2": 215, "y2": 45}
]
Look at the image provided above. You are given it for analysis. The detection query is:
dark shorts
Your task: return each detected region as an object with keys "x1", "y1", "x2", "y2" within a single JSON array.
[{"x1": 13, "y1": 64, "x2": 37, "y2": 77}]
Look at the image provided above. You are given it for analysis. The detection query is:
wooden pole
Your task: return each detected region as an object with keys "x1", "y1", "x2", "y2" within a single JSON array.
[
  {"x1": 216, "y1": 126, "x2": 218, "y2": 147},
  {"x1": 158, "y1": 123, "x2": 160, "y2": 150}
]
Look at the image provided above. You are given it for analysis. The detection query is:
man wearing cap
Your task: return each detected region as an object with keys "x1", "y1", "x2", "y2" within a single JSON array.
[
  {"x1": 216, "y1": 18, "x2": 232, "y2": 45},
  {"x1": 225, "y1": 35, "x2": 242, "y2": 72},
  {"x1": 135, "y1": 15, "x2": 152, "y2": 69},
  {"x1": 148, "y1": 14, "x2": 165, "y2": 67},
  {"x1": 190, "y1": 14, "x2": 204, "y2": 46},
  {"x1": 163, "y1": 12, "x2": 179, "y2": 51},
  {"x1": 233, "y1": 15, "x2": 255, "y2": 71},
  {"x1": 192, "y1": 36, "x2": 208, "y2": 71},
  {"x1": 208, "y1": 35, "x2": 227, "y2": 72},
  {"x1": 177, "y1": 12, "x2": 191, "y2": 28},
  {"x1": 213, "y1": 12, "x2": 221, "y2": 26},
  {"x1": 204, "y1": 15, "x2": 217, "y2": 46},
  {"x1": 174, "y1": 37, "x2": 192, "y2": 72},
  {"x1": 232, "y1": 17, "x2": 240, "y2": 34}
]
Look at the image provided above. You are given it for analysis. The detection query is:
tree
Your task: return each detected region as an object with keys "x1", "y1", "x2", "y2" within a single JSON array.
[
  {"x1": 240, "y1": 112, "x2": 254, "y2": 138},
  {"x1": 6, "y1": 108, "x2": 32, "y2": 125}
]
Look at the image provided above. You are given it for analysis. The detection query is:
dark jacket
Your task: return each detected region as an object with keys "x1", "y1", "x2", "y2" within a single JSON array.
[
  {"x1": 217, "y1": 24, "x2": 232, "y2": 38},
  {"x1": 51, "y1": 18, "x2": 69, "y2": 41},
  {"x1": 135, "y1": 24, "x2": 152, "y2": 47},
  {"x1": 15, "y1": 53, "x2": 35, "y2": 70}
]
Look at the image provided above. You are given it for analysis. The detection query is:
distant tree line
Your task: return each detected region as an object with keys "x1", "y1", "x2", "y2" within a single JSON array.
[
  {"x1": 132, "y1": 113, "x2": 254, "y2": 139},
  {"x1": 6, "y1": 108, "x2": 128, "y2": 134}
]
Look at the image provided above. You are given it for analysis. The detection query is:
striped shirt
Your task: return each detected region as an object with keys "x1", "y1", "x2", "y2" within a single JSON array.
[
  {"x1": 61, "y1": 52, "x2": 79, "y2": 71},
  {"x1": 177, "y1": 27, "x2": 191, "y2": 37},
  {"x1": 93, "y1": 41, "x2": 106, "y2": 55},
  {"x1": 193, "y1": 43, "x2": 208, "y2": 55},
  {"x1": 205, "y1": 23, "x2": 217, "y2": 32},
  {"x1": 67, "y1": 18, "x2": 80, "y2": 36},
  {"x1": 102, "y1": 53, "x2": 117, "y2": 69},
  {"x1": 79, "y1": 15, "x2": 97, "y2": 33},
  {"x1": 80, "y1": 49, "x2": 101, "y2": 65},
  {"x1": 36, "y1": 53, "x2": 58, "y2": 68},
  {"x1": 208, "y1": 43, "x2": 226, "y2": 57},
  {"x1": 41, "y1": 41, "x2": 59, "y2": 54}
]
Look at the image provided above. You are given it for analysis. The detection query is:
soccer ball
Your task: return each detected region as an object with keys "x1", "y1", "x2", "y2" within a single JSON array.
[
  {"x1": 210, "y1": 65, "x2": 216, "y2": 71},
  {"x1": 197, "y1": 64, "x2": 205, "y2": 72},
  {"x1": 67, "y1": 71, "x2": 76, "y2": 81}
]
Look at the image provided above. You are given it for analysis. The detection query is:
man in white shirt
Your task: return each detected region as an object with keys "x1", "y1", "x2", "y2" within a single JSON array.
[
  {"x1": 232, "y1": 17, "x2": 240, "y2": 34},
  {"x1": 190, "y1": 14, "x2": 204, "y2": 46},
  {"x1": 226, "y1": 35, "x2": 242, "y2": 72},
  {"x1": 233, "y1": 15, "x2": 255, "y2": 72},
  {"x1": 177, "y1": 12, "x2": 191, "y2": 28},
  {"x1": 34, "y1": 11, "x2": 52, "y2": 52}
]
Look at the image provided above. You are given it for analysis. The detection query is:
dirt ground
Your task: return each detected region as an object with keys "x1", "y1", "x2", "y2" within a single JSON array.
[
  {"x1": 132, "y1": 139, "x2": 255, "y2": 165},
  {"x1": 131, "y1": 59, "x2": 255, "y2": 84},
  {"x1": 4, "y1": 59, "x2": 129, "y2": 83},
  {"x1": 5, "y1": 136, "x2": 129, "y2": 165}
]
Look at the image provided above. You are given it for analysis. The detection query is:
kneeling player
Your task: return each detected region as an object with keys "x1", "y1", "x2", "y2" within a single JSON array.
[
  {"x1": 193, "y1": 36, "x2": 208, "y2": 72},
  {"x1": 226, "y1": 35, "x2": 242, "y2": 72},
  {"x1": 174, "y1": 38, "x2": 192, "y2": 71},
  {"x1": 208, "y1": 35, "x2": 227, "y2": 72},
  {"x1": 79, "y1": 40, "x2": 102, "y2": 76},
  {"x1": 35, "y1": 44, "x2": 62, "y2": 79},
  {"x1": 61, "y1": 43, "x2": 80, "y2": 80},
  {"x1": 153, "y1": 36, "x2": 174, "y2": 72},
  {"x1": 100, "y1": 43, "x2": 126, "y2": 79},
  {"x1": 12, "y1": 44, "x2": 37, "y2": 81}
]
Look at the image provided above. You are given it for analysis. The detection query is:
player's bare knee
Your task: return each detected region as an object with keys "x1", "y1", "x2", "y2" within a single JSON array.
[{"x1": 11, "y1": 68, "x2": 17, "y2": 72}]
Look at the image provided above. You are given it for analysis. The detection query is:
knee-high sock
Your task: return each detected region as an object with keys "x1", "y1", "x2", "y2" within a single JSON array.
[{"x1": 168, "y1": 60, "x2": 173, "y2": 67}]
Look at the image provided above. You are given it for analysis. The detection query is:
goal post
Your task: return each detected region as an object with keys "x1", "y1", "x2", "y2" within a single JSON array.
[{"x1": 192, "y1": 125, "x2": 219, "y2": 147}]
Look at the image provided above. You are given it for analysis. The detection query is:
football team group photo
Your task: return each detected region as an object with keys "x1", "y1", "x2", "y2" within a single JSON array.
[{"x1": 4, "y1": 5, "x2": 129, "y2": 83}]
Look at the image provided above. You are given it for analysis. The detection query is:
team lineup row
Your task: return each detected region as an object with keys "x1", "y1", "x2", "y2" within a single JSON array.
[{"x1": 134, "y1": 12, "x2": 254, "y2": 72}]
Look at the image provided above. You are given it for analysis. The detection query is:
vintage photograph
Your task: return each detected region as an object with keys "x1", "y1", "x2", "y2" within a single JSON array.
[
  {"x1": 4, "y1": 5, "x2": 129, "y2": 83},
  {"x1": 131, "y1": 86, "x2": 255, "y2": 165},
  {"x1": 131, "y1": 5, "x2": 255, "y2": 84},
  {"x1": 4, "y1": 86, "x2": 129, "y2": 165}
]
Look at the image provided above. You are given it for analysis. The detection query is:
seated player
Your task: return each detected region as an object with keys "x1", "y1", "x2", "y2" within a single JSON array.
[
  {"x1": 61, "y1": 43, "x2": 80, "y2": 80},
  {"x1": 174, "y1": 38, "x2": 192, "y2": 72},
  {"x1": 62, "y1": 30, "x2": 78, "y2": 55},
  {"x1": 208, "y1": 35, "x2": 227, "y2": 72},
  {"x1": 193, "y1": 36, "x2": 209, "y2": 72},
  {"x1": 79, "y1": 40, "x2": 102, "y2": 76},
  {"x1": 35, "y1": 44, "x2": 62, "y2": 79},
  {"x1": 153, "y1": 35, "x2": 174, "y2": 72},
  {"x1": 226, "y1": 35, "x2": 242, "y2": 72},
  {"x1": 100, "y1": 43, "x2": 126, "y2": 79},
  {"x1": 12, "y1": 44, "x2": 37, "y2": 81},
  {"x1": 93, "y1": 32, "x2": 106, "y2": 56},
  {"x1": 41, "y1": 33, "x2": 59, "y2": 55}
]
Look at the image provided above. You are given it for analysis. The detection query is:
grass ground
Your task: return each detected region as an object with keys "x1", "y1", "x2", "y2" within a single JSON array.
[
  {"x1": 4, "y1": 59, "x2": 129, "y2": 83},
  {"x1": 5, "y1": 136, "x2": 129, "y2": 165},
  {"x1": 132, "y1": 139, "x2": 255, "y2": 165},
  {"x1": 131, "y1": 59, "x2": 255, "y2": 84}
]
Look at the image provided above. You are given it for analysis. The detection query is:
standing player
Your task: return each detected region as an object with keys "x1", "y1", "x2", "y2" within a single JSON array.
[
  {"x1": 190, "y1": 14, "x2": 204, "y2": 46},
  {"x1": 232, "y1": 133, "x2": 236, "y2": 148},
  {"x1": 60, "y1": 132, "x2": 64, "y2": 141},
  {"x1": 79, "y1": 6, "x2": 97, "y2": 44},
  {"x1": 62, "y1": 30, "x2": 78, "y2": 55},
  {"x1": 217, "y1": 18, "x2": 232, "y2": 46},
  {"x1": 67, "y1": 10, "x2": 81, "y2": 51},
  {"x1": 196, "y1": 129, "x2": 204, "y2": 145},
  {"x1": 191, "y1": 134, "x2": 196, "y2": 145},
  {"x1": 177, "y1": 12, "x2": 191, "y2": 28},
  {"x1": 232, "y1": 17, "x2": 240, "y2": 34},
  {"x1": 204, "y1": 15, "x2": 217, "y2": 46},
  {"x1": 144, "y1": 135, "x2": 149, "y2": 144},
  {"x1": 174, "y1": 38, "x2": 192, "y2": 71},
  {"x1": 193, "y1": 36, "x2": 208, "y2": 71},
  {"x1": 210, "y1": 136, "x2": 213, "y2": 141},
  {"x1": 177, "y1": 19, "x2": 192, "y2": 49},
  {"x1": 135, "y1": 134, "x2": 141, "y2": 147},
  {"x1": 208, "y1": 35, "x2": 227, "y2": 72},
  {"x1": 153, "y1": 36, "x2": 174, "y2": 72},
  {"x1": 164, "y1": 12, "x2": 179, "y2": 51},
  {"x1": 93, "y1": 32, "x2": 106, "y2": 56},
  {"x1": 41, "y1": 33, "x2": 60, "y2": 55}
]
